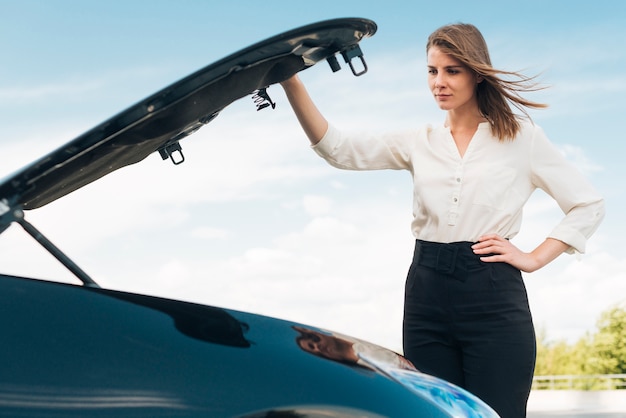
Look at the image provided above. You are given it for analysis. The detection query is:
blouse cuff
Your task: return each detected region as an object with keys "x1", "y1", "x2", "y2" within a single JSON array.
[
  {"x1": 548, "y1": 225, "x2": 588, "y2": 255},
  {"x1": 311, "y1": 124, "x2": 338, "y2": 155}
]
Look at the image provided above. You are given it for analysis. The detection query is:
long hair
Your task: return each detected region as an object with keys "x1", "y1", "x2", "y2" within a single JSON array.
[{"x1": 426, "y1": 23, "x2": 547, "y2": 141}]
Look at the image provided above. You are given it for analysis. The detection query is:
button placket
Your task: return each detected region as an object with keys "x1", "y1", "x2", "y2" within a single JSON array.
[{"x1": 448, "y1": 166, "x2": 463, "y2": 226}]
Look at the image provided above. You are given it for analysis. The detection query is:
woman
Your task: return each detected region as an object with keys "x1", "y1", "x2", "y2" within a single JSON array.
[{"x1": 280, "y1": 23, "x2": 604, "y2": 417}]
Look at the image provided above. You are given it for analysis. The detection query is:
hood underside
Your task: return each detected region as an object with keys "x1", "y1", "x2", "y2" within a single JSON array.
[{"x1": 0, "y1": 18, "x2": 376, "y2": 211}]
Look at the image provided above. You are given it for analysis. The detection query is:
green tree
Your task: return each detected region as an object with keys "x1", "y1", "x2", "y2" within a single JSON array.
[
  {"x1": 535, "y1": 326, "x2": 593, "y2": 376},
  {"x1": 534, "y1": 304, "x2": 626, "y2": 389},
  {"x1": 588, "y1": 304, "x2": 626, "y2": 374}
]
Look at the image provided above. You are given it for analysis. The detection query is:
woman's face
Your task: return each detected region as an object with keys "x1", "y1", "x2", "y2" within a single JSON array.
[{"x1": 427, "y1": 46, "x2": 481, "y2": 113}]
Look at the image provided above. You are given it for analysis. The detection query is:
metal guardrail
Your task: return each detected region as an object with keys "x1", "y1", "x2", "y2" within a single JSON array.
[{"x1": 532, "y1": 374, "x2": 626, "y2": 390}]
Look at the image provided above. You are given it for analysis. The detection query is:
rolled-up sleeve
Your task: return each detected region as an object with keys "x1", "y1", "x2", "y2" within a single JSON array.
[{"x1": 530, "y1": 127, "x2": 605, "y2": 254}]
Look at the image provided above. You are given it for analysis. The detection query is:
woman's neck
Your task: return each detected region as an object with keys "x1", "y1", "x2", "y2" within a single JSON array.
[
  {"x1": 445, "y1": 111, "x2": 488, "y2": 158},
  {"x1": 444, "y1": 109, "x2": 487, "y2": 131}
]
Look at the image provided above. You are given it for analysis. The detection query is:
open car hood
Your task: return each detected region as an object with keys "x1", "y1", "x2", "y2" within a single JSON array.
[
  {"x1": 0, "y1": 18, "x2": 376, "y2": 211},
  {"x1": 0, "y1": 18, "x2": 376, "y2": 287}
]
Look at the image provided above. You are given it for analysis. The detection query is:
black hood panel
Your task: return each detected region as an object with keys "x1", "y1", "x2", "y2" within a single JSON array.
[{"x1": 0, "y1": 18, "x2": 376, "y2": 210}]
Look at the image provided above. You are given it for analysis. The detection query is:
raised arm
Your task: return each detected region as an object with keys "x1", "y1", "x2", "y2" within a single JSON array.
[{"x1": 280, "y1": 74, "x2": 328, "y2": 145}]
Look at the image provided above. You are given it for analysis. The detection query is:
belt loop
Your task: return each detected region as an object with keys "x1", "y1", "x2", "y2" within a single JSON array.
[{"x1": 436, "y1": 245, "x2": 458, "y2": 275}]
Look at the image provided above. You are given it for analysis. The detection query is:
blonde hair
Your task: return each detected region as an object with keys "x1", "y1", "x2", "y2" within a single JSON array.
[{"x1": 427, "y1": 23, "x2": 547, "y2": 141}]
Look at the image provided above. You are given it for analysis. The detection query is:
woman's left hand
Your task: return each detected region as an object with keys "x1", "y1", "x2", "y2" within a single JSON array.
[{"x1": 472, "y1": 234, "x2": 541, "y2": 273}]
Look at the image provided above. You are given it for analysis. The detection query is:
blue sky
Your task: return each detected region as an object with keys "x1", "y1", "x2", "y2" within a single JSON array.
[{"x1": 1, "y1": 1, "x2": 625, "y2": 352}]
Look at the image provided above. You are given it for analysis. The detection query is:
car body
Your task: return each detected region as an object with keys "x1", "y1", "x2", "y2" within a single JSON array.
[{"x1": 0, "y1": 18, "x2": 499, "y2": 417}]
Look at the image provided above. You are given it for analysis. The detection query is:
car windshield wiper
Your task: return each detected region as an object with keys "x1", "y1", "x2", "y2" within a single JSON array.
[{"x1": 0, "y1": 199, "x2": 99, "y2": 288}]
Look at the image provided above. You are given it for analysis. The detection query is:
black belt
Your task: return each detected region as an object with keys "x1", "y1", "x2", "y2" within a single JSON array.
[{"x1": 414, "y1": 240, "x2": 484, "y2": 277}]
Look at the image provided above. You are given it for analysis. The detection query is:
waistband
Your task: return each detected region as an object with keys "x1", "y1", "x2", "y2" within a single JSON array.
[{"x1": 413, "y1": 239, "x2": 484, "y2": 276}]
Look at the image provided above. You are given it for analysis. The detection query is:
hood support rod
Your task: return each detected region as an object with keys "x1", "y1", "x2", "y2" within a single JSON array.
[{"x1": 10, "y1": 207, "x2": 100, "y2": 288}]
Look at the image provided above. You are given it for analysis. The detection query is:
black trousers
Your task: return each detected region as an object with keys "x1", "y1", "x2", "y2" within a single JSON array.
[{"x1": 403, "y1": 240, "x2": 536, "y2": 418}]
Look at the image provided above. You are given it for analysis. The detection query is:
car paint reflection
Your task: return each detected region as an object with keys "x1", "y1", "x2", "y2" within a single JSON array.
[
  {"x1": 106, "y1": 289, "x2": 251, "y2": 347},
  {"x1": 0, "y1": 385, "x2": 188, "y2": 411},
  {"x1": 292, "y1": 326, "x2": 499, "y2": 417},
  {"x1": 293, "y1": 326, "x2": 414, "y2": 371},
  {"x1": 237, "y1": 405, "x2": 387, "y2": 418}
]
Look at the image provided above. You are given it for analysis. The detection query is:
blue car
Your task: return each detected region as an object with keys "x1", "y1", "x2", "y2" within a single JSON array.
[{"x1": 0, "y1": 19, "x2": 499, "y2": 417}]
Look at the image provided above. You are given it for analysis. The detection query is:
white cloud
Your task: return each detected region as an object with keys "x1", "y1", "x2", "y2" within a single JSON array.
[
  {"x1": 527, "y1": 250, "x2": 626, "y2": 344},
  {"x1": 155, "y1": 259, "x2": 192, "y2": 291},
  {"x1": 191, "y1": 226, "x2": 231, "y2": 240},
  {"x1": 559, "y1": 144, "x2": 604, "y2": 174},
  {"x1": 0, "y1": 66, "x2": 174, "y2": 104},
  {"x1": 329, "y1": 180, "x2": 347, "y2": 190},
  {"x1": 0, "y1": 80, "x2": 103, "y2": 103},
  {"x1": 302, "y1": 195, "x2": 333, "y2": 216}
]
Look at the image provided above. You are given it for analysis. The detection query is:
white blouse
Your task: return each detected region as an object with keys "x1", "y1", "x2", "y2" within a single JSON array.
[{"x1": 312, "y1": 121, "x2": 605, "y2": 254}]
